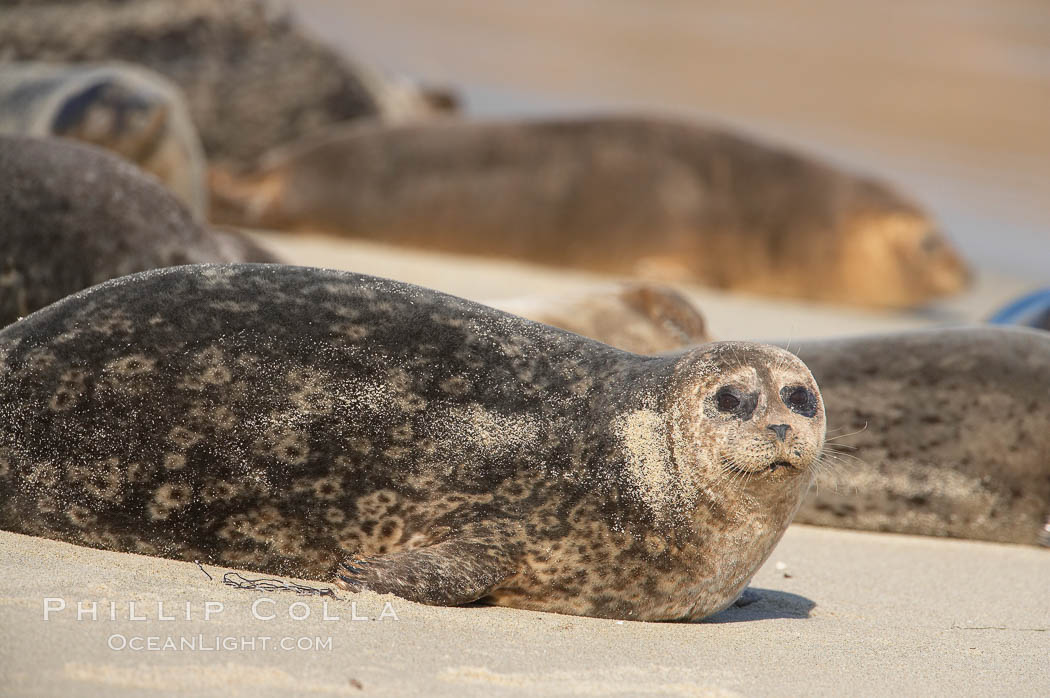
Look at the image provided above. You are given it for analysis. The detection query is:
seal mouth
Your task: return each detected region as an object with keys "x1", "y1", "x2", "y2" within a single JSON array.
[{"x1": 724, "y1": 459, "x2": 798, "y2": 475}]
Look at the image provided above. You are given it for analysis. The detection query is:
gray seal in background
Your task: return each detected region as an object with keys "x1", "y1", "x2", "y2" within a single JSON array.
[
  {"x1": 0, "y1": 0, "x2": 458, "y2": 169},
  {"x1": 794, "y1": 327, "x2": 1050, "y2": 547},
  {"x1": 0, "y1": 61, "x2": 208, "y2": 218},
  {"x1": 0, "y1": 135, "x2": 280, "y2": 327}
]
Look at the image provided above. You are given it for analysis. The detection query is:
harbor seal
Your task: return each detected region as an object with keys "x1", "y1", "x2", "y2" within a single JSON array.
[
  {"x1": 794, "y1": 327, "x2": 1050, "y2": 547},
  {"x1": 0, "y1": 135, "x2": 280, "y2": 327},
  {"x1": 0, "y1": 61, "x2": 208, "y2": 218},
  {"x1": 0, "y1": 264, "x2": 825, "y2": 621},
  {"x1": 502, "y1": 290, "x2": 1050, "y2": 545},
  {"x1": 0, "y1": 0, "x2": 458, "y2": 169},
  {"x1": 209, "y1": 116, "x2": 970, "y2": 308},
  {"x1": 493, "y1": 284, "x2": 709, "y2": 355}
]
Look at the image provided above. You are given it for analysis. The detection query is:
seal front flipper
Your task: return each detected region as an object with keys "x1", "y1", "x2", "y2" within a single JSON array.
[{"x1": 333, "y1": 538, "x2": 521, "y2": 606}]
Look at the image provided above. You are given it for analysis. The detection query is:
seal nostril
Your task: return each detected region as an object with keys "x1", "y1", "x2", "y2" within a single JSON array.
[{"x1": 768, "y1": 424, "x2": 790, "y2": 441}]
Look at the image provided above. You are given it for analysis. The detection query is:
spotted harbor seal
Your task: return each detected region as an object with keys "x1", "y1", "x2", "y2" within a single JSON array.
[
  {"x1": 793, "y1": 327, "x2": 1050, "y2": 547},
  {"x1": 513, "y1": 289, "x2": 1050, "y2": 546},
  {"x1": 0, "y1": 61, "x2": 208, "y2": 217},
  {"x1": 0, "y1": 264, "x2": 825, "y2": 621},
  {"x1": 0, "y1": 135, "x2": 280, "y2": 328},
  {"x1": 0, "y1": 0, "x2": 458, "y2": 169},
  {"x1": 493, "y1": 284, "x2": 709, "y2": 355},
  {"x1": 209, "y1": 116, "x2": 970, "y2": 308}
]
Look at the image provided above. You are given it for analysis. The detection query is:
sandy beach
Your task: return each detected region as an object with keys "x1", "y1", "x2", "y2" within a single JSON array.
[{"x1": 2, "y1": 523, "x2": 1047, "y2": 697}]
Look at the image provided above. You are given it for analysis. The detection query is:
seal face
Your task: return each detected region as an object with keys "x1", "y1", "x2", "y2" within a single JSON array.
[
  {"x1": 516, "y1": 285, "x2": 1050, "y2": 547},
  {"x1": 0, "y1": 265, "x2": 824, "y2": 621}
]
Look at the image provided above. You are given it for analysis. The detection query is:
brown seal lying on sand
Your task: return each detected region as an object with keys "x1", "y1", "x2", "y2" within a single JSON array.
[
  {"x1": 0, "y1": 264, "x2": 825, "y2": 620},
  {"x1": 210, "y1": 116, "x2": 970, "y2": 308},
  {"x1": 493, "y1": 284, "x2": 710, "y2": 355},
  {"x1": 0, "y1": 135, "x2": 279, "y2": 328}
]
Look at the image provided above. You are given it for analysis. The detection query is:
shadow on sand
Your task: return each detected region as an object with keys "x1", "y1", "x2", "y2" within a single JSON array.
[{"x1": 700, "y1": 587, "x2": 815, "y2": 623}]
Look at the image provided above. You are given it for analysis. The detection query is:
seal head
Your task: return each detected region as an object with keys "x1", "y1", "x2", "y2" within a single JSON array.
[{"x1": 597, "y1": 342, "x2": 824, "y2": 619}]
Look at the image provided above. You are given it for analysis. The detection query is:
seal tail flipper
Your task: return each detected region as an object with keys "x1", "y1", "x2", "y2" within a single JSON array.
[{"x1": 334, "y1": 538, "x2": 520, "y2": 606}]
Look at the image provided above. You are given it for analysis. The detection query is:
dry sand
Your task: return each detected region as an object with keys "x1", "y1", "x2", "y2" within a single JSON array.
[{"x1": 2, "y1": 525, "x2": 1047, "y2": 697}]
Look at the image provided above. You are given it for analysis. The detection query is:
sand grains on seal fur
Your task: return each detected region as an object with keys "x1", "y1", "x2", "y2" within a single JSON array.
[{"x1": 0, "y1": 264, "x2": 824, "y2": 621}]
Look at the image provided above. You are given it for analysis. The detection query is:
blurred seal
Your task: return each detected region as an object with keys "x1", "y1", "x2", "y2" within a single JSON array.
[
  {"x1": 0, "y1": 264, "x2": 824, "y2": 620},
  {"x1": 0, "y1": 0, "x2": 457, "y2": 169},
  {"x1": 0, "y1": 61, "x2": 208, "y2": 217},
  {"x1": 0, "y1": 135, "x2": 279, "y2": 327},
  {"x1": 210, "y1": 116, "x2": 970, "y2": 308},
  {"x1": 493, "y1": 284, "x2": 709, "y2": 354}
]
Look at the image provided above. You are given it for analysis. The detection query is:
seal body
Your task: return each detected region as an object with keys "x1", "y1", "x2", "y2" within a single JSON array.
[
  {"x1": 210, "y1": 116, "x2": 970, "y2": 308},
  {"x1": 0, "y1": 61, "x2": 208, "y2": 217},
  {"x1": 0, "y1": 0, "x2": 456, "y2": 169},
  {"x1": 0, "y1": 135, "x2": 279, "y2": 328},
  {"x1": 0, "y1": 264, "x2": 824, "y2": 621},
  {"x1": 493, "y1": 284, "x2": 709, "y2": 355},
  {"x1": 794, "y1": 328, "x2": 1050, "y2": 547}
]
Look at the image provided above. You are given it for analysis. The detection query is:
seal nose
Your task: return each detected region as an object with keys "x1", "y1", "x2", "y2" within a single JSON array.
[{"x1": 767, "y1": 424, "x2": 790, "y2": 441}]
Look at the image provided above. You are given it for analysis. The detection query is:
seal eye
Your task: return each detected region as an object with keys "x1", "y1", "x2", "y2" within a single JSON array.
[
  {"x1": 716, "y1": 389, "x2": 740, "y2": 412},
  {"x1": 781, "y1": 386, "x2": 817, "y2": 418},
  {"x1": 712, "y1": 387, "x2": 757, "y2": 419}
]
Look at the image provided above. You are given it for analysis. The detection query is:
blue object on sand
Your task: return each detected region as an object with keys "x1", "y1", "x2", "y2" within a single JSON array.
[{"x1": 987, "y1": 288, "x2": 1050, "y2": 329}]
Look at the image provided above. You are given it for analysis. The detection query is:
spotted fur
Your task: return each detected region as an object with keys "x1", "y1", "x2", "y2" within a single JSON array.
[{"x1": 0, "y1": 265, "x2": 825, "y2": 620}]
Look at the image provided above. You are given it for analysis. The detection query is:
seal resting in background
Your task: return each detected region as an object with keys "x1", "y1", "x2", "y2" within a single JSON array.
[
  {"x1": 493, "y1": 283, "x2": 710, "y2": 355},
  {"x1": 0, "y1": 135, "x2": 280, "y2": 328},
  {"x1": 0, "y1": 264, "x2": 825, "y2": 621},
  {"x1": 794, "y1": 327, "x2": 1050, "y2": 547},
  {"x1": 210, "y1": 116, "x2": 970, "y2": 308},
  {"x1": 0, "y1": 0, "x2": 458, "y2": 170},
  {"x1": 0, "y1": 61, "x2": 208, "y2": 217}
]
